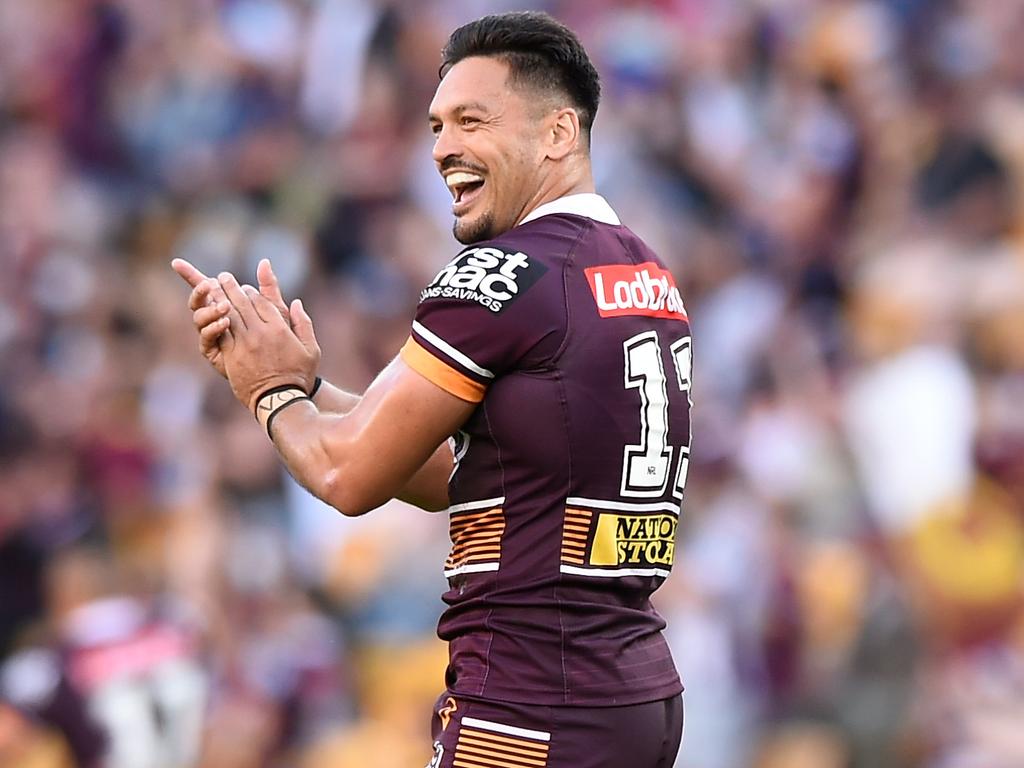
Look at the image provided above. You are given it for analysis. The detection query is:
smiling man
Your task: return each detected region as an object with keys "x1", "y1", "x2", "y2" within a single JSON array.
[{"x1": 174, "y1": 11, "x2": 691, "y2": 768}]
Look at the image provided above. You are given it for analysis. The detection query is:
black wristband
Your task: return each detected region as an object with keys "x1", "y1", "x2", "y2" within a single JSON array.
[{"x1": 309, "y1": 376, "x2": 323, "y2": 399}]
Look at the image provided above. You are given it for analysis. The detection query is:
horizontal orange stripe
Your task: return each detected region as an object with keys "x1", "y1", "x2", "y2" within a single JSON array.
[
  {"x1": 452, "y1": 533, "x2": 503, "y2": 544},
  {"x1": 453, "y1": 531, "x2": 504, "y2": 545},
  {"x1": 451, "y1": 507, "x2": 503, "y2": 520},
  {"x1": 563, "y1": 523, "x2": 591, "y2": 532},
  {"x1": 456, "y1": 742, "x2": 549, "y2": 764},
  {"x1": 451, "y1": 545, "x2": 501, "y2": 559},
  {"x1": 455, "y1": 757, "x2": 546, "y2": 768},
  {"x1": 566, "y1": 508, "x2": 593, "y2": 517},
  {"x1": 560, "y1": 544, "x2": 585, "y2": 553},
  {"x1": 450, "y1": 515, "x2": 504, "y2": 532},
  {"x1": 453, "y1": 536, "x2": 503, "y2": 547},
  {"x1": 561, "y1": 534, "x2": 588, "y2": 544},
  {"x1": 462, "y1": 552, "x2": 501, "y2": 563},
  {"x1": 561, "y1": 556, "x2": 585, "y2": 565},
  {"x1": 452, "y1": 539, "x2": 503, "y2": 553},
  {"x1": 451, "y1": 513, "x2": 504, "y2": 525},
  {"x1": 460, "y1": 730, "x2": 549, "y2": 752},
  {"x1": 452, "y1": 533, "x2": 502, "y2": 545},
  {"x1": 458, "y1": 739, "x2": 549, "y2": 760},
  {"x1": 452, "y1": 523, "x2": 503, "y2": 535},
  {"x1": 401, "y1": 337, "x2": 486, "y2": 403},
  {"x1": 456, "y1": 742, "x2": 548, "y2": 766}
]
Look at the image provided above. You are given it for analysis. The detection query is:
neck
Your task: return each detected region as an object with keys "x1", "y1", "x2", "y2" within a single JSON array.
[{"x1": 516, "y1": 163, "x2": 595, "y2": 225}]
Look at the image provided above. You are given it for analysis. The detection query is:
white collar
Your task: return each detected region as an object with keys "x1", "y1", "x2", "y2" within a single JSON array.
[{"x1": 519, "y1": 193, "x2": 621, "y2": 226}]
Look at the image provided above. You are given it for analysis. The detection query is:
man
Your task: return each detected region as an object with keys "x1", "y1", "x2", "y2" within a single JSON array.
[
  {"x1": 174, "y1": 11, "x2": 691, "y2": 767},
  {"x1": 0, "y1": 547, "x2": 207, "y2": 768}
]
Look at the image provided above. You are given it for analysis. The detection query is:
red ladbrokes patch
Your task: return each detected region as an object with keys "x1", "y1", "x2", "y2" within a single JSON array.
[{"x1": 585, "y1": 262, "x2": 688, "y2": 320}]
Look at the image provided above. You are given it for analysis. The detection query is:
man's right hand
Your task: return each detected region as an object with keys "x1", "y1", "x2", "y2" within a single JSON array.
[{"x1": 171, "y1": 258, "x2": 291, "y2": 378}]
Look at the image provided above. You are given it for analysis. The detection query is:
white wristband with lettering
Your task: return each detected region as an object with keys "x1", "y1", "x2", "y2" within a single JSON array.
[{"x1": 254, "y1": 386, "x2": 310, "y2": 438}]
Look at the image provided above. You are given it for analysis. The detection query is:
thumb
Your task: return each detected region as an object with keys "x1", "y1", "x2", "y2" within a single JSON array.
[
  {"x1": 289, "y1": 299, "x2": 318, "y2": 350},
  {"x1": 257, "y1": 259, "x2": 288, "y2": 315}
]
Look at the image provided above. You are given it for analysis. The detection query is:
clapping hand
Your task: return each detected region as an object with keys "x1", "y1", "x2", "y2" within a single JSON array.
[
  {"x1": 210, "y1": 271, "x2": 320, "y2": 411},
  {"x1": 172, "y1": 258, "x2": 321, "y2": 411},
  {"x1": 171, "y1": 258, "x2": 291, "y2": 378}
]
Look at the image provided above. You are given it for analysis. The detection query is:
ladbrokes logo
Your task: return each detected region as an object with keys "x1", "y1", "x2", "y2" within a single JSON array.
[
  {"x1": 421, "y1": 247, "x2": 545, "y2": 313},
  {"x1": 590, "y1": 513, "x2": 677, "y2": 568},
  {"x1": 585, "y1": 262, "x2": 688, "y2": 320}
]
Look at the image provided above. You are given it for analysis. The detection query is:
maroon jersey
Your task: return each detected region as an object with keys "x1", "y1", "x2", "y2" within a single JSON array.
[
  {"x1": 2, "y1": 598, "x2": 208, "y2": 768},
  {"x1": 400, "y1": 194, "x2": 691, "y2": 706}
]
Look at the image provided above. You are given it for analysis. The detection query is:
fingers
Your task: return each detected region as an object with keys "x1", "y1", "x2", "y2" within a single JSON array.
[
  {"x1": 171, "y1": 258, "x2": 208, "y2": 289},
  {"x1": 199, "y1": 314, "x2": 231, "y2": 348},
  {"x1": 188, "y1": 280, "x2": 212, "y2": 311},
  {"x1": 242, "y1": 284, "x2": 284, "y2": 325},
  {"x1": 289, "y1": 298, "x2": 319, "y2": 352},
  {"x1": 194, "y1": 302, "x2": 230, "y2": 336},
  {"x1": 217, "y1": 272, "x2": 255, "y2": 330},
  {"x1": 256, "y1": 259, "x2": 288, "y2": 314}
]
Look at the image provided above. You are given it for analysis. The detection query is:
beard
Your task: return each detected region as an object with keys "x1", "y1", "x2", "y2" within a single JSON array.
[{"x1": 453, "y1": 209, "x2": 497, "y2": 244}]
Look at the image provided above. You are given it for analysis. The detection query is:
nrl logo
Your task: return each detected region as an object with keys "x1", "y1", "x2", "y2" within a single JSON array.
[
  {"x1": 425, "y1": 741, "x2": 444, "y2": 768},
  {"x1": 421, "y1": 247, "x2": 546, "y2": 313}
]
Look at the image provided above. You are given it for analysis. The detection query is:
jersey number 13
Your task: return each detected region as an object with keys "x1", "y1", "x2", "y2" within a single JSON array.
[{"x1": 621, "y1": 330, "x2": 691, "y2": 499}]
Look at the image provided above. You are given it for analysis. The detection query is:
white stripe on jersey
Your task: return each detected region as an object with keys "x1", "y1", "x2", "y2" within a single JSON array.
[
  {"x1": 560, "y1": 564, "x2": 673, "y2": 579},
  {"x1": 412, "y1": 321, "x2": 494, "y2": 379},
  {"x1": 446, "y1": 496, "x2": 505, "y2": 515},
  {"x1": 444, "y1": 562, "x2": 500, "y2": 578},
  {"x1": 565, "y1": 497, "x2": 680, "y2": 515},
  {"x1": 461, "y1": 717, "x2": 552, "y2": 742}
]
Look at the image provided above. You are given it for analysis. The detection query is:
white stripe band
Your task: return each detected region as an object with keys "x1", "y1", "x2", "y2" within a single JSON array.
[
  {"x1": 461, "y1": 717, "x2": 551, "y2": 742},
  {"x1": 560, "y1": 564, "x2": 672, "y2": 579},
  {"x1": 444, "y1": 562, "x2": 500, "y2": 578},
  {"x1": 447, "y1": 497, "x2": 505, "y2": 515},
  {"x1": 412, "y1": 321, "x2": 494, "y2": 379},
  {"x1": 566, "y1": 497, "x2": 680, "y2": 515}
]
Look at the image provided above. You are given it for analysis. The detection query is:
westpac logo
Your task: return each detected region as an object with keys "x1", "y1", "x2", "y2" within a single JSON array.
[
  {"x1": 585, "y1": 262, "x2": 687, "y2": 320},
  {"x1": 421, "y1": 247, "x2": 545, "y2": 313}
]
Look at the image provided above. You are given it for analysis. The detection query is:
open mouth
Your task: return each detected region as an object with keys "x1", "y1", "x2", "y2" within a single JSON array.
[{"x1": 446, "y1": 171, "x2": 486, "y2": 215}]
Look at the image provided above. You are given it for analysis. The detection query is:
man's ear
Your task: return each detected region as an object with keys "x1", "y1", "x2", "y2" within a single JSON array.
[{"x1": 547, "y1": 108, "x2": 581, "y2": 161}]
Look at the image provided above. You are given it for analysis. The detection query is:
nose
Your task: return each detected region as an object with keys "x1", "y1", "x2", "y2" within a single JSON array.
[{"x1": 432, "y1": 123, "x2": 462, "y2": 167}]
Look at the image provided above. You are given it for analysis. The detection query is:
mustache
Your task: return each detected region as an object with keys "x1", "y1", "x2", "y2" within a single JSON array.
[{"x1": 439, "y1": 157, "x2": 487, "y2": 175}]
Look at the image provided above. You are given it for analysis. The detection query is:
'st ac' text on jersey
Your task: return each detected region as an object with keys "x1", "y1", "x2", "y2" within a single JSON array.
[{"x1": 400, "y1": 195, "x2": 690, "y2": 706}]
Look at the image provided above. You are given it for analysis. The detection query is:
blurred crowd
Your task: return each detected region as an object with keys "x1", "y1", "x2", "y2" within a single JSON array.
[{"x1": 1, "y1": 0, "x2": 1023, "y2": 766}]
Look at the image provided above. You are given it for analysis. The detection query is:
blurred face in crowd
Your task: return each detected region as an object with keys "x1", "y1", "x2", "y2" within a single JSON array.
[{"x1": 429, "y1": 56, "x2": 556, "y2": 244}]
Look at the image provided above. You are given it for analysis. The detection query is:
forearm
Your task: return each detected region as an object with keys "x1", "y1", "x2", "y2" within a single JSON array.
[
  {"x1": 269, "y1": 376, "x2": 454, "y2": 514},
  {"x1": 310, "y1": 378, "x2": 362, "y2": 415}
]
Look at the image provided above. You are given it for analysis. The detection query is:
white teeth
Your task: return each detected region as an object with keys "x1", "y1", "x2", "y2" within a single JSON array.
[{"x1": 445, "y1": 171, "x2": 484, "y2": 188}]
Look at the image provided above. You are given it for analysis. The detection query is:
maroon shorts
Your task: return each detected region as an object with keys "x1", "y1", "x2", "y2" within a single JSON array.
[{"x1": 425, "y1": 692, "x2": 683, "y2": 768}]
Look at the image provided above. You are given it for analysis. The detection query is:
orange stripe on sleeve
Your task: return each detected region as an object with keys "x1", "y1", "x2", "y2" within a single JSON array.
[{"x1": 400, "y1": 337, "x2": 486, "y2": 403}]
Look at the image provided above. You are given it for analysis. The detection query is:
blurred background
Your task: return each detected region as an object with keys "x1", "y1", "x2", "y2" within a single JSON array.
[{"x1": 1, "y1": 0, "x2": 1023, "y2": 766}]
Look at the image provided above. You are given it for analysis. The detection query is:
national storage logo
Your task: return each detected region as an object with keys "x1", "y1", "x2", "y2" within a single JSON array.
[
  {"x1": 585, "y1": 262, "x2": 688, "y2": 320},
  {"x1": 421, "y1": 247, "x2": 545, "y2": 313},
  {"x1": 590, "y1": 513, "x2": 677, "y2": 568}
]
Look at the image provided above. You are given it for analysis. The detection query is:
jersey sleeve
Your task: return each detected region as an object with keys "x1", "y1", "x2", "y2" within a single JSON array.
[{"x1": 400, "y1": 240, "x2": 565, "y2": 402}]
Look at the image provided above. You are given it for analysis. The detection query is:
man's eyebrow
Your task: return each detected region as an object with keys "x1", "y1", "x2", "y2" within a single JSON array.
[{"x1": 428, "y1": 102, "x2": 492, "y2": 123}]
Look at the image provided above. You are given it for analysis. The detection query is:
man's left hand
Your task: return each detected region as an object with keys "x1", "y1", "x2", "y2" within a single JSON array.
[{"x1": 216, "y1": 272, "x2": 321, "y2": 412}]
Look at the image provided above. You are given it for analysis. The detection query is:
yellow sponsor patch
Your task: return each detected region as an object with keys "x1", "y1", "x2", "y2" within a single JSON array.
[{"x1": 590, "y1": 513, "x2": 677, "y2": 567}]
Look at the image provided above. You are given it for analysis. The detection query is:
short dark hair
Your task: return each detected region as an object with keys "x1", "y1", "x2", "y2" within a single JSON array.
[{"x1": 440, "y1": 11, "x2": 601, "y2": 136}]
